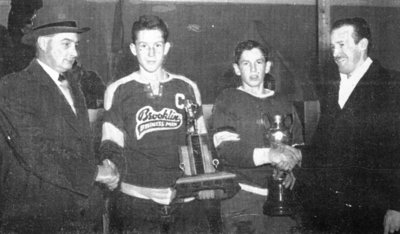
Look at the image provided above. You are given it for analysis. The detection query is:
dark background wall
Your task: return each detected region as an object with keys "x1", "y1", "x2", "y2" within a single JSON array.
[
  {"x1": 1, "y1": 0, "x2": 318, "y2": 103},
  {"x1": 1, "y1": 0, "x2": 400, "y2": 105},
  {"x1": 2, "y1": 0, "x2": 400, "y2": 143},
  {"x1": 113, "y1": 2, "x2": 318, "y2": 103}
]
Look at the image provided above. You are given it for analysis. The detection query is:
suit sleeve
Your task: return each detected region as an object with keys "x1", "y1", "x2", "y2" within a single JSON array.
[{"x1": 381, "y1": 79, "x2": 400, "y2": 211}]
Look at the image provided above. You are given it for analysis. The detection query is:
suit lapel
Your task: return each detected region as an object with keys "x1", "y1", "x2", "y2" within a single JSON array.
[
  {"x1": 67, "y1": 74, "x2": 91, "y2": 137},
  {"x1": 340, "y1": 61, "x2": 377, "y2": 112},
  {"x1": 324, "y1": 78, "x2": 341, "y2": 117},
  {"x1": 28, "y1": 61, "x2": 89, "y2": 139}
]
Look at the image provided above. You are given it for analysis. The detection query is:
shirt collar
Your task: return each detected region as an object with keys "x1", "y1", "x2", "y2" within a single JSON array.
[
  {"x1": 237, "y1": 86, "x2": 275, "y2": 98},
  {"x1": 36, "y1": 59, "x2": 62, "y2": 84},
  {"x1": 340, "y1": 57, "x2": 372, "y2": 81}
]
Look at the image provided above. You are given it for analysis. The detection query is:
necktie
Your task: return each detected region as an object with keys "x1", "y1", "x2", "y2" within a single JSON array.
[
  {"x1": 58, "y1": 74, "x2": 71, "y2": 93},
  {"x1": 58, "y1": 74, "x2": 67, "y2": 82}
]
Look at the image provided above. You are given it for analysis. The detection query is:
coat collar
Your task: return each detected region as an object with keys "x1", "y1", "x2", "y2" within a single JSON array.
[
  {"x1": 338, "y1": 60, "x2": 383, "y2": 112},
  {"x1": 25, "y1": 60, "x2": 91, "y2": 139}
]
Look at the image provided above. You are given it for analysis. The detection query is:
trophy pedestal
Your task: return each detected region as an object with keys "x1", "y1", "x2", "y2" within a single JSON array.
[
  {"x1": 263, "y1": 198, "x2": 295, "y2": 216},
  {"x1": 263, "y1": 174, "x2": 296, "y2": 217}
]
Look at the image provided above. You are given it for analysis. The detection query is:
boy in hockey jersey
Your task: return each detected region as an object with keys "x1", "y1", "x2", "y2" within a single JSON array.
[{"x1": 100, "y1": 15, "x2": 211, "y2": 233}]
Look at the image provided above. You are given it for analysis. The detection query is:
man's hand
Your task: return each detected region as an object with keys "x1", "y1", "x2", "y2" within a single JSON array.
[
  {"x1": 95, "y1": 159, "x2": 120, "y2": 190},
  {"x1": 384, "y1": 210, "x2": 400, "y2": 234},
  {"x1": 268, "y1": 144, "x2": 302, "y2": 171},
  {"x1": 146, "y1": 187, "x2": 177, "y2": 205},
  {"x1": 283, "y1": 171, "x2": 296, "y2": 190}
]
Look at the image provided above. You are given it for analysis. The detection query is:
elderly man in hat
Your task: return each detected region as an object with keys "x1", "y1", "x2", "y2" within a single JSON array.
[{"x1": 0, "y1": 21, "x2": 119, "y2": 233}]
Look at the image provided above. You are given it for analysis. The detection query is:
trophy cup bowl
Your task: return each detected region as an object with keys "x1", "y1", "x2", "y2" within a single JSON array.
[{"x1": 262, "y1": 114, "x2": 297, "y2": 217}]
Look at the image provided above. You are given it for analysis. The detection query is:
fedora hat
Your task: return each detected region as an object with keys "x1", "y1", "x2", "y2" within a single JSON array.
[{"x1": 22, "y1": 21, "x2": 90, "y2": 45}]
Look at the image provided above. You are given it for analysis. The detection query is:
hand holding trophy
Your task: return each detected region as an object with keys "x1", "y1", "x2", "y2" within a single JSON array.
[
  {"x1": 267, "y1": 143, "x2": 302, "y2": 171},
  {"x1": 263, "y1": 114, "x2": 301, "y2": 216}
]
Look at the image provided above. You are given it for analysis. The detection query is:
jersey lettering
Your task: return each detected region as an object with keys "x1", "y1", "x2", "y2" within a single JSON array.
[
  {"x1": 175, "y1": 93, "x2": 186, "y2": 109},
  {"x1": 135, "y1": 106, "x2": 183, "y2": 140}
]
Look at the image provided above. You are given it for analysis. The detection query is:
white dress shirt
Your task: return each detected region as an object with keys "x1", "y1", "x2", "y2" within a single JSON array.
[
  {"x1": 338, "y1": 57, "x2": 372, "y2": 109},
  {"x1": 37, "y1": 59, "x2": 76, "y2": 114}
]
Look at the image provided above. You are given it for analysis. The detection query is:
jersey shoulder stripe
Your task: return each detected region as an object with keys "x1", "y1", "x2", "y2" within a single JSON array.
[{"x1": 104, "y1": 73, "x2": 140, "y2": 110}]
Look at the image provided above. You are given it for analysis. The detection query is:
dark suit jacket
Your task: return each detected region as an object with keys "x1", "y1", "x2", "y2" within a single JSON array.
[
  {"x1": 299, "y1": 60, "x2": 400, "y2": 231},
  {"x1": 0, "y1": 60, "x2": 100, "y2": 232}
]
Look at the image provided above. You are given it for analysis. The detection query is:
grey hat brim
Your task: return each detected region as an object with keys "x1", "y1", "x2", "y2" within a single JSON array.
[{"x1": 22, "y1": 26, "x2": 90, "y2": 45}]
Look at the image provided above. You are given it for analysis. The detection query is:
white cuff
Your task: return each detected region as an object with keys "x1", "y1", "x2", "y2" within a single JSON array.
[
  {"x1": 253, "y1": 148, "x2": 271, "y2": 166},
  {"x1": 239, "y1": 183, "x2": 268, "y2": 196},
  {"x1": 213, "y1": 131, "x2": 240, "y2": 148}
]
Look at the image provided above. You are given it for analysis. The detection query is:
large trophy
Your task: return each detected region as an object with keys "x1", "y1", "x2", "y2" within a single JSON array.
[
  {"x1": 175, "y1": 99, "x2": 240, "y2": 200},
  {"x1": 263, "y1": 114, "x2": 297, "y2": 216}
]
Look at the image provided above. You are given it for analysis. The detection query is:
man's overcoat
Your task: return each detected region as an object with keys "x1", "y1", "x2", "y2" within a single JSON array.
[{"x1": 0, "y1": 60, "x2": 99, "y2": 232}]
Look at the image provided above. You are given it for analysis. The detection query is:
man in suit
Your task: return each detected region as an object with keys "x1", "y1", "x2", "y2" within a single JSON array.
[
  {"x1": 0, "y1": 21, "x2": 119, "y2": 233},
  {"x1": 297, "y1": 17, "x2": 400, "y2": 233}
]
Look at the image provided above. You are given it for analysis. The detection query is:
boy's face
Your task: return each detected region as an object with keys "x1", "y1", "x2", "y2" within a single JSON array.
[
  {"x1": 233, "y1": 48, "x2": 271, "y2": 90},
  {"x1": 130, "y1": 29, "x2": 170, "y2": 73}
]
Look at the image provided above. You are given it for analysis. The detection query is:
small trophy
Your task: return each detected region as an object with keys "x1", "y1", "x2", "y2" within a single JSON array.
[{"x1": 263, "y1": 114, "x2": 297, "y2": 216}]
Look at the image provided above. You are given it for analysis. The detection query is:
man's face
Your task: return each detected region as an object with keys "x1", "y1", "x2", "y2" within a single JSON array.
[
  {"x1": 330, "y1": 25, "x2": 365, "y2": 75},
  {"x1": 130, "y1": 29, "x2": 170, "y2": 74},
  {"x1": 42, "y1": 32, "x2": 79, "y2": 73},
  {"x1": 233, "y1": 48, "x2": 270, "y2": 89}
]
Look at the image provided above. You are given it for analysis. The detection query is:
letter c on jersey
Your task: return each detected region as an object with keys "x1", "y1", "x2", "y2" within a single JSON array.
[{"x1": 175, "y1": 93, "x2": 185, "y2": 109}]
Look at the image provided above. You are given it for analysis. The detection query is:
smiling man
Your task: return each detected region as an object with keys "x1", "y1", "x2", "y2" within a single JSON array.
[{"x1": 298, "y1": 17, "x2": 400, "y2": 233}]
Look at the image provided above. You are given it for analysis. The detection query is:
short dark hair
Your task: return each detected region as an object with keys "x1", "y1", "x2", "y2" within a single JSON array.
[
  {"x1": 234, "y1": 40, "x2": 269, "y2": 64},
  {"x1": 131, "y1": 15, "x2": 169, "y2": 43},
  {"x1": 331, "y1": 17, "x2": 372, "y2": 51}
]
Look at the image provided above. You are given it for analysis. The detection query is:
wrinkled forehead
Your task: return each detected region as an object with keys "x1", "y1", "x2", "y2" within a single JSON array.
[{"x1": 43, "y1": 32, "x2": 80, "y2": 42}]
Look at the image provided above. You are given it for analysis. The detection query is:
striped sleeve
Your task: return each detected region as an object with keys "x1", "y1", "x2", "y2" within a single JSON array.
[{"x1": 99, "y1": 75, "x2": 134, "y2": 168}]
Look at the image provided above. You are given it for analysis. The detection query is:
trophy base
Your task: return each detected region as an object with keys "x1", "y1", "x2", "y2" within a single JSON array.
[{"x1": 263, "y1": 202, "x2": 295, "y2": 217}]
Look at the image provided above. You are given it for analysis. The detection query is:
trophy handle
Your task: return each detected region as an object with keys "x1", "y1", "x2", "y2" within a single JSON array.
[
  {"x1": 212, "y1": 159, "x2": 220, "y2": 169},
  {"x1": 261, "y1": 112, "x2": 273, "y2": 132},
  {"x1": 283, "y1": 114, "x2": 294, "y2": 137}
]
